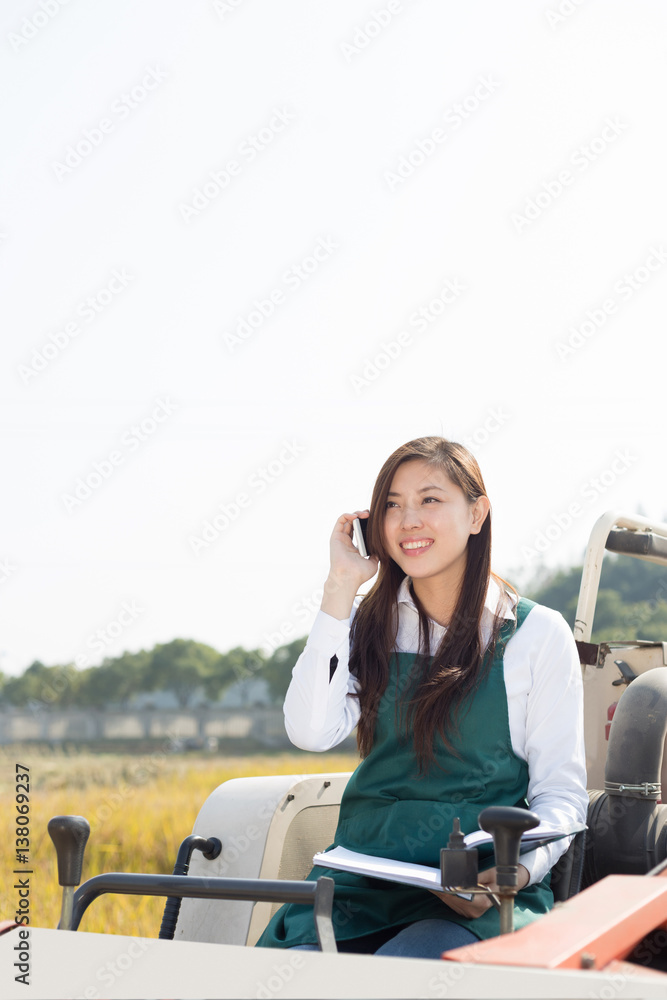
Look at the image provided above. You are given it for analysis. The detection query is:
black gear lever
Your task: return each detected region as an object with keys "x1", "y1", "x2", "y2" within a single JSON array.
[
  {"x1": 478, "y1": 806, "x2": 539, "y2": 933},
  {"x1": 48, "y1": 815, "x2": 90, "y2": 930}
]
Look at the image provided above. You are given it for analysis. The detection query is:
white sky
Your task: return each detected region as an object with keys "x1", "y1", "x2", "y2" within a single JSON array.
[{"x1": 2, "y1": 0, "x2": 666, "y2": 676}]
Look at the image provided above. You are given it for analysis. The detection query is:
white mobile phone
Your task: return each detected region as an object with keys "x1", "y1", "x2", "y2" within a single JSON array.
[{"x1": 352, "y1": 517, "x2": 369, "y2": 558}]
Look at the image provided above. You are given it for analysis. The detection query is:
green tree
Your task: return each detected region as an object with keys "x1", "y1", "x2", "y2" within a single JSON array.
[
  {"x1": 2, "y1": 660, "x2": 50, "y2": 707},
  {"x1": 0, "y1": 660, "x2": 84, "y2": 709},
  {"x1": 263, "y1": 637, "x2": 308, "y2": 702},
  {"x1": 527, "y1": 554, "x2": 667, "y2": 642},
  {"x1": 77, "y1": 649, "x2": 152, "y2": 709},
  {"x1": 206, "y1": 646, "x2": 265, "y2": 702},
  {"x1": 145, "y1": 639, "x2": 226, "y2": 708}
]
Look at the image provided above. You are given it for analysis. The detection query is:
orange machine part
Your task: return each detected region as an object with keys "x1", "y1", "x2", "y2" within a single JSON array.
[{"x1": 441, "y1": 873, "x2": 667, "y2": 972}]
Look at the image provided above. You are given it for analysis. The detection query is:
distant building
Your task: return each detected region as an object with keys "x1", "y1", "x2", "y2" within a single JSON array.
[{"x1": 128, "y1": 677, "x2": 273, "y2": 711}]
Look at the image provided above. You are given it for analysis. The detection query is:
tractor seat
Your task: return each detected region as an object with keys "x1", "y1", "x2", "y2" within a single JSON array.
[{"x1": 173, "y1": 773, "x2": 584, "y2": 946}]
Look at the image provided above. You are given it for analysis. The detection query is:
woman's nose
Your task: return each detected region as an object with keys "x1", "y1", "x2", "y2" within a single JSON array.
[{"x1": 401, "y1": 506, "x2": 423, "y2": 529}]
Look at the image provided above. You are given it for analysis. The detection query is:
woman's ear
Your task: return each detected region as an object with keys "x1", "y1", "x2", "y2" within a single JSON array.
[{"x1": 469, "y1": 495, "x2": 491, "y2": 535}]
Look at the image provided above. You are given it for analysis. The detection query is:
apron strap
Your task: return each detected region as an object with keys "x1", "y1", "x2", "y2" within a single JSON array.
[{"x1": 496, "y1": 596, "x2": 536, "y2": 649}]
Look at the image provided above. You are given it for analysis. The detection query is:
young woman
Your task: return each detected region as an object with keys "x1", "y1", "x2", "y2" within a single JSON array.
[{"x1": 256, "y1": 437, "x2": 588, "y2": 959}]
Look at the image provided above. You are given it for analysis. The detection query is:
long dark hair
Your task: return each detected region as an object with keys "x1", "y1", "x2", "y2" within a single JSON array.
[{"x1": 350, "y1": 436, "x2": 511, "y2": 773}]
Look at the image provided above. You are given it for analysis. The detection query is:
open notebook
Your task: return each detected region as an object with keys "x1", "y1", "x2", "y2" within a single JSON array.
[{"x1": 313, "y1": 821, "x2": 585, "y2": 893}]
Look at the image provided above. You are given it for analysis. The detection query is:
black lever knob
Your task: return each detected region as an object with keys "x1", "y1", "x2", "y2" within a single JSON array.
[
  {"x1": 612, "y1": 659, "x2": 637, "y2": 687},
  {"x1": 478, "y1": 807, "x2": 539, "y2": 889},
  {"x1": 48, "y1": 815, "x2": 90, "y2": 887}
]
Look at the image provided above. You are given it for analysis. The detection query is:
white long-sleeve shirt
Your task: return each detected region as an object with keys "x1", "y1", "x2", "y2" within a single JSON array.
[{"x1": 283, "y1": 576, "x2": 588, "y2": 886}]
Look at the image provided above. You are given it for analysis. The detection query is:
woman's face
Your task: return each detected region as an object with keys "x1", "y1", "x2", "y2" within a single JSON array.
[{"x1": 382, "y1": 459, "x2": 489, "y2": 586}]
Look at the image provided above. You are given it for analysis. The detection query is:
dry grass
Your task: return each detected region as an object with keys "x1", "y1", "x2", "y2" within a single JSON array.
[{"x1": 1, "y1": 745, "x2": 359, "y2": 937}]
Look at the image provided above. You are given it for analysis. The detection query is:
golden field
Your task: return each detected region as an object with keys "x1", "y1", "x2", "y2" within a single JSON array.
[{"x1": 1, "y1": 745, "x2": 360, "y2": 938}]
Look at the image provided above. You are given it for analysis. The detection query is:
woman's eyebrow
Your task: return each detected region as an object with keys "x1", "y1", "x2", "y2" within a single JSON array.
[{"x1": 387, "y1": 485, "x2": 447, "y2": 497}]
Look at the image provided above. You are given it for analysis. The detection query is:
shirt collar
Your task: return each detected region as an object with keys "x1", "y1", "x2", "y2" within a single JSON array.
[{"x1": 396, "y1": 574, "x2": 515, "y2": 623}]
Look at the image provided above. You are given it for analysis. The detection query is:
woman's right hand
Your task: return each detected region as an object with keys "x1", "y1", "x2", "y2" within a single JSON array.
[{"x1": 320, "y1": 511, "x2": 380, "y2": 620}]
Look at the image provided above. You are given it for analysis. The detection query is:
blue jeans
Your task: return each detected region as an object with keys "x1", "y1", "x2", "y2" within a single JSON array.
[{"x1": 292, "y1": 919, "x2": 478, "y2": 959}]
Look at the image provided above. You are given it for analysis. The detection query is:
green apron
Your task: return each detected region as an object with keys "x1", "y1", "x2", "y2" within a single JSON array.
[{"x1": 256, "y1": 598, "x2": 553, "y2": 948}]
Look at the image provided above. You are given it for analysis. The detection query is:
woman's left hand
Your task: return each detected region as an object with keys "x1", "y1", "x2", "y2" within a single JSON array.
[{"x1": 429, "y1": 864, "x2": 530, "y2": 919}]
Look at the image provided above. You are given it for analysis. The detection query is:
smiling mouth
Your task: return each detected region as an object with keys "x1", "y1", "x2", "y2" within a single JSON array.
[{"x1": 400, "y1": 540, "x2": 434, "y2": 551}]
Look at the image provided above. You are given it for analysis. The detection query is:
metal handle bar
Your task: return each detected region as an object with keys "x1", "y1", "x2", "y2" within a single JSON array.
[
  {"x1": 64, "y1": 872, "x2": 336, "y2": 952},
  {"x1": 574, "y1": 510, "x2": 667, "y2": 644}
]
